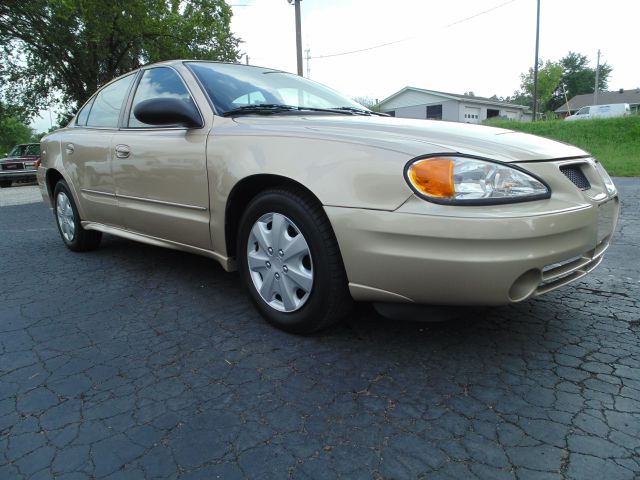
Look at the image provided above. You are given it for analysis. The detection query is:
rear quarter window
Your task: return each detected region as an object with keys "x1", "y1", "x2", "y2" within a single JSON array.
[{"x1": 75, "y1": 97, "x2": 95, "y2": 126}]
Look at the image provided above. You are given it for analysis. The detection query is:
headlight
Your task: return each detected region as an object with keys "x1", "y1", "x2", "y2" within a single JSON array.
[
  {"x1": 593, "y1": 161, "x2": 616, "y2": 195},
  {"x1": 404, "y1": 155, "x2": 551, "y2": 205}
]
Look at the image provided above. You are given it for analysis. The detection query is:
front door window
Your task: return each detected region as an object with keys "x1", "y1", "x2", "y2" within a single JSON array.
[{"x1": 128, "y1": 67, "x2": 195, "y2": 128}]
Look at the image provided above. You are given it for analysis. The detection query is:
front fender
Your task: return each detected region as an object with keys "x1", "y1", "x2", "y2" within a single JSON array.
[{"x1": 207, "y1": 122, "x2": 416, "y2": 256}]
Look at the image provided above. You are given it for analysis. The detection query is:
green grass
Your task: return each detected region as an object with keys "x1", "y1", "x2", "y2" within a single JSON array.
[{"x1": 485, "y1": 116, "x2": 640, "y2": 176}]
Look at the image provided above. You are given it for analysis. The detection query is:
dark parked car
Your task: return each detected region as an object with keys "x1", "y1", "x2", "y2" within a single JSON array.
[{"x1": 0, "y1": 143, "x2": 40, "y2": 188}]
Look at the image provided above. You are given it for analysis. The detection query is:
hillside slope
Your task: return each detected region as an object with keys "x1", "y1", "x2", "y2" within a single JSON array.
[{"x1": 486, "y1": 116, "x2": 640, "y2": 176}]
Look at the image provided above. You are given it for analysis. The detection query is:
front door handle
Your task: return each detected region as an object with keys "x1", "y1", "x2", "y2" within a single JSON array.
[
  {"x1": 115, "y1": 144, "x2": 130, "y2": 159},
  {"x1": 65, "y1": 143, "x2": 75, "y2": 155}
]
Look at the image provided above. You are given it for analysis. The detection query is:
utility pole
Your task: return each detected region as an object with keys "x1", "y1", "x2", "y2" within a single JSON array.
[
  {"x1": 288, "y1": 0, "x2": 303, "y2": 76},
  {"x1": 305, "y1": 49, "x2": 311, "y2": 78},
  {"x1": 562, "y1": 83, "x2": 571, "y2": 116},
  {"x1": 594, "y1": 49, "x2": 601, "y2": 105},
  {"x1": 245, "y1": 54, "x2": 249, "y2": 65},
  {"x1": 531, "y1": 0, "x2": 541, "y2": 122}
]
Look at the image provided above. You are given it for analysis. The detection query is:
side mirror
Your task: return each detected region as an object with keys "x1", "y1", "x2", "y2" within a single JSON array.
[{"x1": 133, "y1": 98, "x2": 203, "y2": 128}]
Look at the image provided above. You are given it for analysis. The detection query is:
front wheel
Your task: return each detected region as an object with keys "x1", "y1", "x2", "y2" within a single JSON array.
[
  {"x1": 53, "y1": 180, "x2": 102, "y2": 252},
  {"x1": 237, "y1": 188, "x2": 352, "y2": 334},
  {"x1": 0, "y1": 180, "x2": 12, "y2": 188}
]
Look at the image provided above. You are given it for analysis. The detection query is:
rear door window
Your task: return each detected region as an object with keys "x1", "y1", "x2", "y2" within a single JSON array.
[{"x1": 86, "y1": 74, "x2": 135, "y2": 128}]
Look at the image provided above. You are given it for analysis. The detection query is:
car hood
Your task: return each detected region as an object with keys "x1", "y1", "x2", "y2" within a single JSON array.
[{"x1": 230, "y1": 115, "x2": 588, "y2": 162}]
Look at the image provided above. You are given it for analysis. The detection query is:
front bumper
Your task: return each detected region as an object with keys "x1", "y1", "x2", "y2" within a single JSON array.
[
  {"x1": 326, "y1": 195, "x2": 619, "y2": 306},
  {"x1": 0, "y1": 168, "x2": 37, "y2": 181}
]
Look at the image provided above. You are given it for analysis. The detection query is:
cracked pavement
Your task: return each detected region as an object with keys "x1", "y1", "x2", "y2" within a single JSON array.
[{"x1": 1, "y1": 178, "x2": 639, "y2": 479}]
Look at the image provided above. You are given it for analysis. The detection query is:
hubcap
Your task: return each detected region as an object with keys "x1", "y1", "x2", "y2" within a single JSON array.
[
  {"x1": 56, "y1": 192, "x2": 76, "y2": 242},
  {"x1": 247, "y1": 212, "x2": 313, "y2": 312}
]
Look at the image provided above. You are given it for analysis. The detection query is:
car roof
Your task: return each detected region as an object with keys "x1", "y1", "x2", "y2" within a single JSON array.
[{"x1": 140, "y1": 59, "x2": 290, "y2": 75}]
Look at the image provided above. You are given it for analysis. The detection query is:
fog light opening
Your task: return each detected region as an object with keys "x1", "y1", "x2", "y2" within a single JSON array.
[{"x1": 509, "y1": 269, "x2": 541, "y2": 302}]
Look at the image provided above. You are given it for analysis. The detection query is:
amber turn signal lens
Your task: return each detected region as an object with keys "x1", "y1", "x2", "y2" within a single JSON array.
[{"x1": 407, "y1": 158, "x2": 455, "y2": 198}]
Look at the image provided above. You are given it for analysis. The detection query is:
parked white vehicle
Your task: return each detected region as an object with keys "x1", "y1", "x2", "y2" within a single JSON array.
[{"x1": 565, "y1": 103, "x2": 630, "y2": 121}]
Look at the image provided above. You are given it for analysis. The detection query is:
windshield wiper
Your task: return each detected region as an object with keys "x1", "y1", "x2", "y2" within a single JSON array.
[
  {"x1": 222, "y1": 104, "x2": 299, "y2": 116},
  {"x1": 223, "y1": 104, "x2": 375, "y2": 117},
  {"x1": 330, "y1": 107, "x2": 389, "y2": 117}
]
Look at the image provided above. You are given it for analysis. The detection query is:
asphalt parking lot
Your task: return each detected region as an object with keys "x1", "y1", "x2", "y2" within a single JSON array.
[{"x1": 1, "y1": 179, "x2": 639, "y2": 479}]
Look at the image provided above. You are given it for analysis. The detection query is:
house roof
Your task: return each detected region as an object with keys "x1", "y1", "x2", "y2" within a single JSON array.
[
  {"x1": 555, "y1": 88, "x2": 640, "y2": 113},
  {"x1": 378, "y1": 86, "x2": 530, "y2": 111}
]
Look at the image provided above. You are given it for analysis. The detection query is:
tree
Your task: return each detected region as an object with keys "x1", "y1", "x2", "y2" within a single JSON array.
[
  {"x1": 351, "y1": 96, "x2": 383, "y2": 112},
  {"x1": 352, "y1": 96, "x2": 376, "y2": 108},
  {"x1": 549, "y1": 52, "x2": 612, "y2": 112},
  {"x1": 0, "y1": 102, "x2": 32, "y2": 154},
  {"x1": 504, "y1": 91, "x2": 532, "y2": 108},
  {"x1": 519, "y1": 59, "x2": 563, "y2": 115},
  {"x1": 0, "y1": 0, "x2": 241, "y2": 122}
]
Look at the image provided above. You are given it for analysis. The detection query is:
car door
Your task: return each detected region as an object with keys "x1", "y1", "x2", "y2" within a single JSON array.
[
  {"x1": 61, "y1": 73, "x2": 135, "y2": 227},
  {"x1": 111, "y1": 66, "x2": 211, "y2": 250}
]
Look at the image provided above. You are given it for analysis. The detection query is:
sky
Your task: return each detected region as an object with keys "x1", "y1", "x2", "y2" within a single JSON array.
[
  {"x1": 229, "y1": 0, "x2": 638, "y2": 100},
  {"x1": 30, "y1": 0, "x2": 638, "y2": 131}
]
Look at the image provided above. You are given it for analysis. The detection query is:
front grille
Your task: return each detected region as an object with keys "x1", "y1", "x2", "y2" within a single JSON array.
[{"x1": 560, "y1": 165, "x2": 590, "y2": 190}]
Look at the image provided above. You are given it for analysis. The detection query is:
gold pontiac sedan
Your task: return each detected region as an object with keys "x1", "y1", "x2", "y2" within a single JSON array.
[{"x1": 38, "y1": 60, "x2": 619, "y2": 333}]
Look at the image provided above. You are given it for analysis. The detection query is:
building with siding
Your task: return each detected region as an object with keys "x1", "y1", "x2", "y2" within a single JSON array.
[
  {"x1": 554, "y1": 88, "x2": 640, "y2": 117},
  {"x1": 377, "y1": 87, "x2": 531, "y2": 123}
]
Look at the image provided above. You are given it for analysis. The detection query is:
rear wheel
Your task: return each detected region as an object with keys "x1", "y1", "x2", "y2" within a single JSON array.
[
  {"x1": 0, "y1": 180, "x2": 12, "y2": 188},
  {"x1": 53, "y1": 180, "x2": 102, "y2": 252},
  {"x1": 237, "y1": 188, "x2": 352, "y2": 334}
]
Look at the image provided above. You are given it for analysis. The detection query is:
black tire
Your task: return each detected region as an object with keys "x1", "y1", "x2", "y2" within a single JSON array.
[
  {"x1": 237, "y1": 187, "x2": 353, "y2": 334},
  {"x1": 0, "y1": 180, "x2": 12, "y2": 188},
  {"x1": 53, "y1": 180, "x2": 102, "y2": 252}
]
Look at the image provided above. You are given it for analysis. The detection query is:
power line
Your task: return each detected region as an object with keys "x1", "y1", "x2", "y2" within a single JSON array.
[
  {"x1": 310, "y1": 0, "x2": 520, "y2": 60},
  {"x1": 311, "y1": 38, "x2": 411, "y2": 59},
  {"x1": 445, "y1": 0, "x2": 519, "y2": 28}
]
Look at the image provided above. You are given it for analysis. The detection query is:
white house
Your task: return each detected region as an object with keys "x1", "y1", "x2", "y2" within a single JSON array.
[{"x1": 377, "y1": 87, "x2": 531, "y2": 123}]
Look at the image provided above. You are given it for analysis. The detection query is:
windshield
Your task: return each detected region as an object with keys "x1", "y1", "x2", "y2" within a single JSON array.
[
  {"x1": 8, "y1": 144, "x2": 39, "y2": 157},
  {"x1": 8, "y1": 145, "x2": 24, "y2": 156},
  {"x1": 186, "y1": 62, "x2": 366, "y2": 115}
]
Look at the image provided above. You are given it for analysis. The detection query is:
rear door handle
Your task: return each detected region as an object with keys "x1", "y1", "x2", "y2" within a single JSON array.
[
  {"x1": 65, "y1": 143, "x2": 75, "y2": 155},
  {"x1": 115, "y1": 144, "x2": 130, "y2": 158}
]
